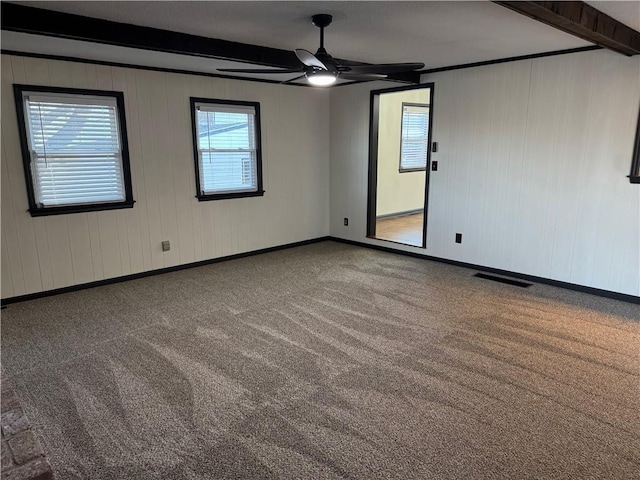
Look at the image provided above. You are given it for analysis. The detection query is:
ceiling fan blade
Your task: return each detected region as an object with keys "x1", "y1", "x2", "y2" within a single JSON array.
[
  {"x1": 281, "y1": 74, "x2": 307, "y2": 84},
  {"x1": 339, "y1": 63, "x2": 425, "y2": 74},
  {"x1": 295, "y1": 49, "x2": 328, "y2": 70},
  {"x1": 340, "y1": 73, "x2": 388, "y2": 81},
  {"x1": 218, "y1": 68, "x2": 303, "y2": 74}
]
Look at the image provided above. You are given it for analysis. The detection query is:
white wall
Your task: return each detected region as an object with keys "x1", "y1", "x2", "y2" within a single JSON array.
[
  {"x1": 376, "y1": 89, "x2": 428, "y2": 217},
  {"x1": 3, "y1": 50, "x2": 639, "y2": 299},
  {"x1": 1, "y1": 54, "x2": 330, "y2": 299},
  {"x1": 330, "y1": 49, "x2": 640, "y2": 297}
]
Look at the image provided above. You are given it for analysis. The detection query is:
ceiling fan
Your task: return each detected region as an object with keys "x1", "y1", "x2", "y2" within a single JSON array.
[{"x1": 218, "y1": 14, "x2": 425, "y2": 86}]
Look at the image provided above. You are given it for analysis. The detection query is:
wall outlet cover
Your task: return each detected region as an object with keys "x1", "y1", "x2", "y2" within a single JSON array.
[{"x1": 161, "y1": 240, "x2": 171, "y2": 251}]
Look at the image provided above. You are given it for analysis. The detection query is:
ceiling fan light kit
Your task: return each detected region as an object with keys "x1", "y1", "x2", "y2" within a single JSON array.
[
  {"x1": 306, "y1": 70, "x2": 337, "y2": 86},
  {"x1": 218, "y1": 13, "x2": 424, "y2": 86}
]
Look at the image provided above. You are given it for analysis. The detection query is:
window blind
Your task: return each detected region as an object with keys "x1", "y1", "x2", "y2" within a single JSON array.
[
  {"x1": 400, "y1": 104, "x2": 429, "y2": 170},
  {"x1": 195, "y1": 103, "x2": 258, "y2": 194},
  {"x1": 24, "y1": 93, "x2": 126, "y2": 207}
]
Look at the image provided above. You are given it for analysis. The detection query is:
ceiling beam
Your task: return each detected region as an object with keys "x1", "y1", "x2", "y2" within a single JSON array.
[
  {"x1": 1, "y1": 3, "x2": 420, "y2": 84},
  {"x1": 1, "y1": 3, "x2": 300, "y2": 68},
  {"x1": 493, "y1": 1, "x2": 640, "y2": 56}
]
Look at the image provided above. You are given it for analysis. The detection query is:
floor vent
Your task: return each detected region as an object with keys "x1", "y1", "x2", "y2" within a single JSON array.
[{"x1": 473, "y1": 273, "x2": 533, "y2": 288}]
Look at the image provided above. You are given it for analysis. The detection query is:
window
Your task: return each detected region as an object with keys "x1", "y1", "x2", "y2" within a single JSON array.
[
  {"x1": 190, "y1": 98, "x2": 264, "y2": 201},
  {"x1": 399, "y1": 103, "x2": 429, "y2": 172},
  {"x1": 13, "y1": 85, "x2": 134, "y2": 216}
]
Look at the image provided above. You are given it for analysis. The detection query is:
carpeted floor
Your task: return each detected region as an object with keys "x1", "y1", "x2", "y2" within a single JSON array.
[{"x1": 1, "y1": 241, "x2": 639, "y2": 479}]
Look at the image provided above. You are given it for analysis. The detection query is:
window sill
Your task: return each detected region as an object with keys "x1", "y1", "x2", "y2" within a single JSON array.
[
  {"x1": 196, "y1": 190, "x2": 265, "y2": 202},
  {"x1": 399, "y1": 168, "x2": 427, "y2": 173},
  {"x1": 628, "y1": 175, "x2": 640, "y2": 184},
  {"x1": 28, "y1": 200, "x2": 135, "y2": 217}
]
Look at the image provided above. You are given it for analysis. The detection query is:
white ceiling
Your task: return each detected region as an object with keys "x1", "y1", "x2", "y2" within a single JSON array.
[
  {"x1": 3, "y1": 1, "x2": 637, "y2": 85},
  {"x1": 586, "y1": 1, "x2": 640, "y2": 32}
]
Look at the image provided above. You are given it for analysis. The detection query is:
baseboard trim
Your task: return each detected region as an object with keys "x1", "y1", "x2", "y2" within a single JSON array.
[
  {"x1": 328, "y1": 237, "x2": 640, "y2": 305},
  {"x1": 376, "y1": 208, "x2": 423, "y2": 220},
  {"x1": 4, "y1": 235, "x2": 637, "y2": 306},
  {"x1": 1, "y1": 236, "x2": 331, "y2": 306}
]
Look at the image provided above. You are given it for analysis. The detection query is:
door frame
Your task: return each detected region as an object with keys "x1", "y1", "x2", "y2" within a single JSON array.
[{"x1": 366, "y1": 82, "x2": 435, "y2": 249}]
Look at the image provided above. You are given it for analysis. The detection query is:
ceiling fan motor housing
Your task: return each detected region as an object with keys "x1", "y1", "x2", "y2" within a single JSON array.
[{"x1": 313, "y1": 47, "x2": 336, "y2": 72}]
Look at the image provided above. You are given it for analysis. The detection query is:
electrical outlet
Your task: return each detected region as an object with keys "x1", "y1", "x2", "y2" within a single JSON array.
[
  {"x1": 344, "y1": 218, "x2": 349, "y2": 226},
  {"x1": 455, "y1": 233, "x2": 462, "y2": 244},
  {"x1": 162, "y1": 240, "x2": 170, "y2": 252},
  {"x1": 431, "y1": 161, "x2": 438, "y2": 171}
]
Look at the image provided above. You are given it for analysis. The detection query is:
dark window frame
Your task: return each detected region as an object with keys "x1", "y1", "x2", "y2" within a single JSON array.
[
  {"x1": 398, "y1": 101, "x2": 430, "y2": 173},
  {"x1": 629, "y1": 106, "x2": 640, "y2": 184},
  {"x1": 13, "y1": 84, "x2": 134, "y2": 217},
  {"x1": 190, "y1": 97, "x2": 264, "y2": 201}
]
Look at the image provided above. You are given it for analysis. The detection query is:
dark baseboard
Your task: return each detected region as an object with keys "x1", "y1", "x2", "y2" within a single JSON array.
[
  {"x1": 1, "y1": 236, "x2": 330, "y2": 306},
  {"x1": 3, "y1": 235, "x2": 638, "y2": 306},
  {"x1": 328, "y1": 237, "x2": 640, "y2": 305},
  {"x1": 376, "y1": 208, "x2": 423, "y2": 220}
]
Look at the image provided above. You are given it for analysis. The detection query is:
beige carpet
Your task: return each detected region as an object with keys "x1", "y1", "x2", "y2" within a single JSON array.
[{"x1": 1, "y1": 241, "x2": 639, "y2": 479}]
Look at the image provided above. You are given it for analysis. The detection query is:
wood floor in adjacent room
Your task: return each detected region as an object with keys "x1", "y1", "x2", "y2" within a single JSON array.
[
  {"x1": 1, "y1": 241, "x2": 639, "y2": 480},
  {"x1": 375, "y1": 212, "x2": 423, "y2": 246}
]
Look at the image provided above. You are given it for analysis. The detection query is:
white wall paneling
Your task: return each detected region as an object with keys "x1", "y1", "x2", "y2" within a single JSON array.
[
  {"x1": 329, "y1": 49, "x2": 640, "y2": 296},
  {"x1": 3, "y1": 49, "x2": 638, "y2": 299},
  {"x1": 1, "y1": 54, "x2": 330, "y2": 298}
]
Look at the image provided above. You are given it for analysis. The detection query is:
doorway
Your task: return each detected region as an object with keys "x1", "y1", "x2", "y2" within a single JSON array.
[{"x1": 367, "y1": 84, "x2": 434, "y2": 248}]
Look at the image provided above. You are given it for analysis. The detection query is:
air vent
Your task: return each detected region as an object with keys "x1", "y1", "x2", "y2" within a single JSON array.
[{"x1": 473, "y1": 273, "x2": 533, "y2": 288}]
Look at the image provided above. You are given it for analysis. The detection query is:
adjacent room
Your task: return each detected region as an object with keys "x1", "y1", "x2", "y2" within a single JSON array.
[
  {"x1": 372, "y1": 86, "x2": 432, "y2": 247},
  {"x1": 1, "y1": 2, "x2": 639, "y2": 480}
]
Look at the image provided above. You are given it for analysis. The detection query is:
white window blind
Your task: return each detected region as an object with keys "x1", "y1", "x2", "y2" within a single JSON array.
[
  {"x1": 400, "y1": 104, "x2": 429, "y2": 171},
  {"x1": 195, "y1": 103, "x2": 258, "y2": 195},
  {"x1": 23, "y1": 93, "x2": 126, "y2": 207}
]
